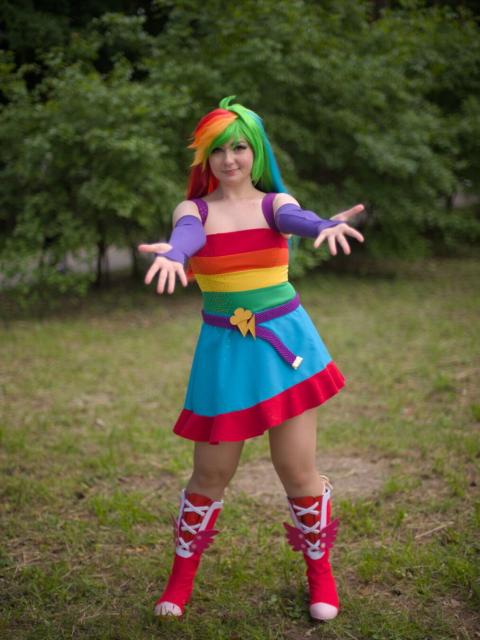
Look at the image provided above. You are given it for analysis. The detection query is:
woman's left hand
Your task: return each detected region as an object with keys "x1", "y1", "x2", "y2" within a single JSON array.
[{"x1": 314, "y1": 204, "x2": 365, "y2": 255}]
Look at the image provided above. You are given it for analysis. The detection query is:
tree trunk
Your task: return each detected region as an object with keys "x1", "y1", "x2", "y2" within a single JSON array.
[
  {"x1": 95, "y1": 223, "x2": 109, "y2": 287},
  {"x1": 130, "y1": 243, "x2": 140, "y2": 279},
  {"x1": 372, "y1": 0, "x2": 389, "y2": 20}
]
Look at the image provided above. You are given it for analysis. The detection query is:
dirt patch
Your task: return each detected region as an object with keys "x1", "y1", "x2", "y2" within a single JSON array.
[
  {"x1": 226, "y1": 454, "x2": 389, "y2": 506},
  {"x1": 116, "y1": 472, "x2": 177, "y2": 494}
]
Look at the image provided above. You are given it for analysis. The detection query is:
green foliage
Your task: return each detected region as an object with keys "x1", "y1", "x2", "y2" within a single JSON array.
[
  {"x1": 1, "y1": 1, "x2": 479, "y2": 295},
  {"x1": 0, "y1": 16, "x2": 193, "y2": 291}
]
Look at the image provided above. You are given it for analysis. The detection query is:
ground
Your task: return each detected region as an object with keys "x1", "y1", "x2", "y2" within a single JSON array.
[{"x1": 0, "y1": 257, "x2": 478, "y2": 639}]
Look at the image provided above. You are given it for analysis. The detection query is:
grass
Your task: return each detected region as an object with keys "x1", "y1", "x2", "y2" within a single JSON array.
[{"x1": 0, "y1": 257, "x2": 479, "y2": 639}]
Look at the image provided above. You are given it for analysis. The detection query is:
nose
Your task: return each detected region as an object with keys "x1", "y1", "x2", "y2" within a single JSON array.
[{"x1": 223, "y1": 149, "x2": 235, "y2": 165}]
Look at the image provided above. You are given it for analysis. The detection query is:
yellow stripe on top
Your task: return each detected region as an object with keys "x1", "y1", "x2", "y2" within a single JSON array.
[{"x1": 195, "y1": 265, "x2": 289, "y2": 293}]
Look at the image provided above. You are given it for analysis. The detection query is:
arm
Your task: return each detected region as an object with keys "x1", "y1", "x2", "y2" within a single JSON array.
[
  {"x1": 155, "y1": 214, "x2": 206, "y2": 266},
  {"x1": 273, "y1": 194, "x2": 365, "y2": 255},
  {"x1": 273, "y1": 194, "x2": 342, "y2": 238},
  {"x1": 138, "y1": 200, "x2": 205, "y2": 294}
]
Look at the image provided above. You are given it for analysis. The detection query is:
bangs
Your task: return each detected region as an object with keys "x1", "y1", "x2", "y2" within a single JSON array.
[
  {"x1": 206, "y1": 119, "x2": 246, "y2": 155},
  {"x1": 206, "y1": 118, "x2": 265, "y2": 184}
]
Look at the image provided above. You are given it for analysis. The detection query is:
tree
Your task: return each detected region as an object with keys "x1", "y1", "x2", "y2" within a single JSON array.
[
  {"x1": 0, "y1": 14, "x2": 197, "y2": 290},
  {"x1": 1, "y1": 1, "x2": 479, "y2": 296}
]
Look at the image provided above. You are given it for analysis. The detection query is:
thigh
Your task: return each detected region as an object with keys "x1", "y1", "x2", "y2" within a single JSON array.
[
  {"x1": 268, "y1": 408, "x2": 318, "y2": 471},
  {"x1": 193, "y1": 440, "x2": 245, "y2": 477}
]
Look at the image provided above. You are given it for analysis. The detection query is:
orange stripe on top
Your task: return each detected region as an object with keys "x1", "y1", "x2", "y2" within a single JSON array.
[
  {"x1": 195, "y1": 228, "x2": 288, "y2": 258},
  {"x1": 190, "y1": 247, "x2": 288, "y2": 275}
]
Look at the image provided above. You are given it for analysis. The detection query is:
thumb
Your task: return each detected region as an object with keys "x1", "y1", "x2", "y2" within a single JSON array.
[
  {"x1": 138, "y1": 242, "x2": 172, "y2": 254},
  {"x1": 331, "y1": 204, "x2": 365, "y2": 222}
]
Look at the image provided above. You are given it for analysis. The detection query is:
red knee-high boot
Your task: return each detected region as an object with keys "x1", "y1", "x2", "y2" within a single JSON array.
[
  {"x1": 154, "y1": 489, "x2": 223, "y2": 617},
  {"x1": 284, "y1": 486, "x2": 339, "y2": 621}
]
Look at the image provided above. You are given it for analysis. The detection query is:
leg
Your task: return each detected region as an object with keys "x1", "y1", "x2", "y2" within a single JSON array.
[
  {"x1": 155, "y1": 440, "x2": 244, "y2": 616},
  {"x1": 269, "y1": 409, "x2": 339, "y2": 621},
  {"x1": 269, "y1": 408, "x2": 326, "y2": 497},
  {"x1": 186, "y1": 440, "x2": 245, "y2": 500}
]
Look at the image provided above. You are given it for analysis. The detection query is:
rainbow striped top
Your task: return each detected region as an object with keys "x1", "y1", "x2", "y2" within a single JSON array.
[{"x1": 190, "y1": 222, "x2": 297, "y2": 315}]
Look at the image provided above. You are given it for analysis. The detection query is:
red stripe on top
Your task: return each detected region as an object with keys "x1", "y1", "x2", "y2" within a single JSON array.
[{"x1": 196, "y1": 228, "x2": 288, "y2": 258}]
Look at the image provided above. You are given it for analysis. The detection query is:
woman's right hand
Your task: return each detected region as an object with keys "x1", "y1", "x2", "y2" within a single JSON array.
[{"x1": 138, "y1": 242, "x2": 188, "y2": 294}]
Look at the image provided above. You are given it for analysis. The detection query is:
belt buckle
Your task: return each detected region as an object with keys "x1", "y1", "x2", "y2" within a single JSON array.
[{"x1": 229, "y1": 307, "x2": 256, "y2": 338}]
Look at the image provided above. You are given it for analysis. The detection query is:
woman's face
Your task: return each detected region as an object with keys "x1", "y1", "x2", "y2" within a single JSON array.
[{"x1": 208, "y1": 138, "x2": 254, "y2": 185}]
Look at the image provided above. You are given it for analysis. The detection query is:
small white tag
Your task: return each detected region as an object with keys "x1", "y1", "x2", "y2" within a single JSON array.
[{"x1": 292, "y1": 356, "x2": 303, "y2": 369}]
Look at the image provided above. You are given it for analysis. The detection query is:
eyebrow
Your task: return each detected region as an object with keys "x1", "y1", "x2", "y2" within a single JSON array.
[{"x1": 216, "y1": 140, "x2": 248, "y2": 150}]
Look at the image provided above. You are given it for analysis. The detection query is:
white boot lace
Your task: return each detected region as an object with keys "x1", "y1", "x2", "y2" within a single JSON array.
[
  {"x1": 319, "y1": 475, "x2": 332, "y2": 492},
  {"x1": 291, "y1": 502, "x2": 323, "y2": 555},
  {"x1": 177, "y1": 497, "x2": 211, "y2": 554}
]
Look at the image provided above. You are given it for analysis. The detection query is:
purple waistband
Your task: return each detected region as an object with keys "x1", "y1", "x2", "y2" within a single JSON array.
[{"x1": 201, "y1": 294, "x2": 303, "y2": 369}]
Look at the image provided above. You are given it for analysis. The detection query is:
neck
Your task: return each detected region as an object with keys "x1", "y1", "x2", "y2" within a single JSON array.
[{"x1": 216, "y1": 182, "x2": 260, "y2": 201}]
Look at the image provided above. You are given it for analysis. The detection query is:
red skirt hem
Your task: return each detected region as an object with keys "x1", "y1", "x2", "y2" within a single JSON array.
[{"x1": 172, "y1": 361, "x2": 345, "y2": 445}]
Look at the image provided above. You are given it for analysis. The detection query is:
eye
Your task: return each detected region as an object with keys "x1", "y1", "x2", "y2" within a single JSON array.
[
  {"x1": 234, "y1": 143, "x2": 248, "y2": 151},
  {"x1": 210, "y1": 147, "x2": 222, "y2": 154}
]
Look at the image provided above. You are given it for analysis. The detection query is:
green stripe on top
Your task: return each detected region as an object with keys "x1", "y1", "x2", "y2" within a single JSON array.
[{"x1": 202, "y1": 282, "x2": 297, "y2": 315}]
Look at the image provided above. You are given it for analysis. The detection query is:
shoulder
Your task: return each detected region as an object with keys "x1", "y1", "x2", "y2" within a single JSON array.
[
  {"x1": 172, "y1": 199, "x2": 202, "y2": 225},
  {"x1": 272, "y1": 193, "x2": 300, "y2": 213}
]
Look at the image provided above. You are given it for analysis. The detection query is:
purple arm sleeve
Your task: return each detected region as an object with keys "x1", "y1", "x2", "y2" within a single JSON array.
[
  {"x1": 155, "y1": 215, "x2": 206, "y2": 266},
  {"x1": 275, "y1": 203, "x2": 343, "y2": 238}
]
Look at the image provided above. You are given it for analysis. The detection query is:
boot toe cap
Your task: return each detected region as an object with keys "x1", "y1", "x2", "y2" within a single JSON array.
[
  {"x1": 310, "y1": 602, "x2": 338, "y2": 621},
  {"x1": 154, "y1": 601, "x2": 182, "y2": 617}
]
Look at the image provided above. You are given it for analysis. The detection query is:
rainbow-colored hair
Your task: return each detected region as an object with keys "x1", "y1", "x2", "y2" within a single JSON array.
[{"x1": 186, "y1": 96, "x2": 287, "y2": 198}]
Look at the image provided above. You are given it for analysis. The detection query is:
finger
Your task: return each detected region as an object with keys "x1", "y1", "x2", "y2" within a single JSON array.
[
  {"x1": 313, "y1": 231, "x2": 326, "y2": 249},
  {"x1": 343, "y1": 204, "x2": 365, "y2": 218},
  {"x1": 328, "y1": 234, "x2": 337, "y2": 256},
  {"x1": 145, "y1": 262, "x2": 160, "y2": 285},
  {"x1": 138, "y1": 242, "x2": 172, "y2": 254},
  {"x1": 167, "y1": 268, "x2": 176, "y2": 294},
  {"x1": 331, "y1": 204, "x2": 365, "y2": 222},
  {"x1": 157, "y1": 267, "x2": 168, "y2": 294},
  {"x1": 337, "y1": 234, "x2": 351, "y2": 255},
  {"x1": 344, "y1": 227, "x2": 365, "y2": 243},
  {"x1": 177, "y1": 265, "x2": 188, "y2": 287},
  {"x1": 138, "y1": 243, "x2": 156, "y2": 254}
]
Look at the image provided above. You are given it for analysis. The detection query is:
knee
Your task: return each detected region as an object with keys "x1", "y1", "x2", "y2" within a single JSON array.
[
  {"x1": 272, "y1": 459, "x2": 317, "y2": 490},
  {"x1": 191, "y1": 464, "x2": 234, "y2": 490}
]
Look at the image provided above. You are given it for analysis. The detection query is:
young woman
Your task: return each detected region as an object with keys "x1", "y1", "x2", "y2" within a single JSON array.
[{"x1": 139, "y1": 97, "x2": 364, "y2": 621}]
